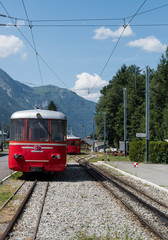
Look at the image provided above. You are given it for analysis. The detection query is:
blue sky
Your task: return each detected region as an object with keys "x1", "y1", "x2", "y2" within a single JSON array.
[{"x1": 0, "y1": 0, "x2": 168, "y2": 102}]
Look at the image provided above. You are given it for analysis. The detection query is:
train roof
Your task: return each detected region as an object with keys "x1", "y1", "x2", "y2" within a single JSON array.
[
  {"x1": 67, "y1": 135, "x2": 81, "y2": 140},
  {"x1": 10, "y1": 109, "x2": 66, "y2": 120}
]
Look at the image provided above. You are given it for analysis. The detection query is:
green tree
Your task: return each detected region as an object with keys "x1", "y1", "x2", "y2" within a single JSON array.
[
  {"x1": 95, "y1": 64, "x2": 146, "y2": 147},
  {"x1": 47, "y1": 100, "x2": 57, "y2": 111},
  {"x1": 150, "y1": 47, "x2": 168, "y2": 140},
  {"x1": 95, "y1": 47, "x2": 168, "y2": 146}
]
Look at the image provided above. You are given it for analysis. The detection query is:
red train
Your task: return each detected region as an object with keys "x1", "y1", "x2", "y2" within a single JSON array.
[
  {"x1": 67, "y1": 135, "x2": 81, "y2": 154},
  {"x1": 8, "y1": 109, "x2": 67, "y2": 172}
]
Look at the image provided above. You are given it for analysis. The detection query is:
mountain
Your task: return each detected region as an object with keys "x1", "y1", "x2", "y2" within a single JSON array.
[{"x1": 0, "y1": 68, "x2": 96, "y2": 138}]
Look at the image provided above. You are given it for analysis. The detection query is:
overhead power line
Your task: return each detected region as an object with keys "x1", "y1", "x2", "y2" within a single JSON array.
[
  {"x1": 88, "y1": 0, "x2": 147, "y2": 99},
  {"x1": 0, "y1": 1, "x2": 69, "y2": 90},
  {"x1": 0, "y1": 0, "x2": 167, "y2": 102},
  {"x1": 0, "y1": 3, "x2": 168, "y2": 24},
  {"x1": 1, "y1": 23, "x2": 168, "y2": 28},
  {"x1": 87, "y1": 0, "x2": 147, "y2": 97},
  {"x1": 21, "y1": 0, "x2": 46, "y2": 98}
]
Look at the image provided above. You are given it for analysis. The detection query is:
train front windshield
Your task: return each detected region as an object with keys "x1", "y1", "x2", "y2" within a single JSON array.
[
  {"x1": 10, "y1": 119, "x2": 25, "y2": 141},
  {"x1": 27, "y1": 119, "x2": 49, "y2": 142},
  {"x1": 10, "y1": 119, "x2": 66, "y2": 142}
]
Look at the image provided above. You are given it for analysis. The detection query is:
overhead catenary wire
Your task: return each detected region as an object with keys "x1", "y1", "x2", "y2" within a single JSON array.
[
  {"x1": 21, "y1": 0, "x2": 46, "y2": 99},
  {"x1": 87, "y1": 0, "x2": 147, "y2": 97},
  {"x1": 0, "y1": 3, "x2": 168, "y2": 24},
  {"x1": 0, "y1": 1, "x2": 69, "y2": 90},
  {"x1": 0, "y1": 0, "x2": 167, "y2": 103},
  {"x1": 1, "y1": 23, "x2": 168, "y2": 27}
]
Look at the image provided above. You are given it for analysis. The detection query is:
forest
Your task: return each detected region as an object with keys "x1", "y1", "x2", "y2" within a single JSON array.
[{"x1": 95, "y1": 48, "x2": 168, "y2": 147}]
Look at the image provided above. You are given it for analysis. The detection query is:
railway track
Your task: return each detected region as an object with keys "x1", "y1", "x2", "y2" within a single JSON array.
[
  {"x1": 0, "y1": 155, "x2": 166, "y2": 239},
  {"x1": 0, "y1": 180, "x2": 26, "y2": 212},
  {"x1": 0, "y1": 179, "x2": 49, "y2": 240},
  {"x1": 76, "y1": 157, "x2": 168, "y2": 240}
]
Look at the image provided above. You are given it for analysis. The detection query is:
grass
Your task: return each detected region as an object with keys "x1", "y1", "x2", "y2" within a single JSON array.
[
  {"x1": 66, "y1": 151, "x2": 130, "y2": 163},
  {"x1": 10, "y1": 171, "x2": 23, "y2": 180},
  {"x1": 0, "y1": 171, "x2": 23, "y2": 208},
  {"x1": 0, "y1": 184, "x2": 18, "y2": 207},
  {"x1": 88, "y1": 153, "x2": 130, "y2": 163},
  {"x1": 74, "y1": 228, "x2": 141, "y2": 240}
]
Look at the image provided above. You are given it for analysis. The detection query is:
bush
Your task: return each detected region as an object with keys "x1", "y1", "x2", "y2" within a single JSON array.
[
  {"x1": 149, "y1": 141, "x2": 168, "y2": 164},
  {"x1": 129, "y1": 141, "x2": 145, "y2": 162},
  {"x1": 129, "y1": 141, "x2": 168, "y2": 163},
  {"x1": 4, "y1": 141, "x2": 9, "y2": 148}
]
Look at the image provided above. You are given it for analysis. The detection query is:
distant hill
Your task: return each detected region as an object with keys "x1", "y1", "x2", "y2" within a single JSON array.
[{"x1": 0, "y1": 68, "x2": 96, "y2": 137}]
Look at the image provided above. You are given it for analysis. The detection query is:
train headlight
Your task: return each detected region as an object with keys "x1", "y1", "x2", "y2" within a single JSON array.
[
  {"x1": 14, "y1": 154, "x2": 19, "y2": 159},
  {"x1": 14, "y1": 154, "x2": 23, "y2": 159},
  {"x1": 51, "y1": 154, "x2": 61, "y2": 159}
]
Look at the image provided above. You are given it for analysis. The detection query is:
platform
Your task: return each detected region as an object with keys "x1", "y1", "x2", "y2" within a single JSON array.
[{"x1": 99, "y1": 161, "x2": 168, "y2": 190}]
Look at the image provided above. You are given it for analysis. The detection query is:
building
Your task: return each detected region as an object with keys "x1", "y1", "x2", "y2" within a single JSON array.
[
  {"x1": 0, "y1": 131, "x2": 7, "y2": 143},
  {"x1": 94, "y1": 140, "x2": 108, "y2": 153}
]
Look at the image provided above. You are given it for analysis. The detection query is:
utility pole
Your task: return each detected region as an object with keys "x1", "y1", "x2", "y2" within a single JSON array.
[
  {"x1": 84, "y1": 124, "x2": 86, "y2": 150},
  {"x1": 104, "y1": 112, "x2": 106, "y2": 152},
  {"x1": 93, "y1": 119, "x2": 95, "y2": 152},
  {"x1": 146, "y1": 66, "x2": 150, "y2": 162},
  {"x1": 1, "y1": 115, "x2": 4, "y2": 152},
  {"x1": 124, "y1": 88, "x2": 127, "y2": 157}
]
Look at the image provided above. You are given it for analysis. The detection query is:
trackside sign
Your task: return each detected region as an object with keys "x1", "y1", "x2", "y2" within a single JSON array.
[{"x1": 136, "y1": 133, "x2": 146, "y2": 138}]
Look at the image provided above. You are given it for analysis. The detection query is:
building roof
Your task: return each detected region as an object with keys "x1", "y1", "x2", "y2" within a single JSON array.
[{"x1": 82, "y1": 138, "x2": 93, "y2": 146}]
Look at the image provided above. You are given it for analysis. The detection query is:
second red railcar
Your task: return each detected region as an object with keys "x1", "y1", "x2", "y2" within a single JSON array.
[{"x1": 67, "y1": 135, "x2": 81, "y2": 154}]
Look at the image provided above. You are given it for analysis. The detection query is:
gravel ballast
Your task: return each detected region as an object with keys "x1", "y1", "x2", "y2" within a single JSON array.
[
  {"x1": 35, "y1": 163, "x2": 157, "y2": 240},
  {"x1": 4, "y1": 162, "x2": 163, "y2": 239}
]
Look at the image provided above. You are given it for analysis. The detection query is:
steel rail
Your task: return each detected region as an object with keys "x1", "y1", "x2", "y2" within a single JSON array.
[
  {"x1": 0, "y1": 180, "x2": 26, "y2": 211},
  {"x1": 32, "y1": 181, "x2": 49, "y2": 240},
  {"x1": 0, "y1": 171, "x2": 17, "y2": 184},
  {"x1": 77, "y1": 159, "x2": 168, "y2": 240},
  {"x1": 90, "y1": 163, "x2": 168, "y2": 223},
  {"x1": 0, "y1": 180, "x2": 37, "y2": 240},
  {"x1": 92, "y1": 163, "x2": 168, "y2": 209}
]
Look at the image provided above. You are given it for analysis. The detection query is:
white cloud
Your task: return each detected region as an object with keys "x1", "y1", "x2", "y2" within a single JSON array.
[
  {"x1": 127, "y1": 36, "x2": 167, "y2": 53},
  {"x1": 0, "y1": 35, "x2": 24, "y2": 58},
  {"x1": 71, "y1": 72, "x2": 108, "y2": 102},
  {"x1": 22, "y1": 52, "x2": 28, "y2": 60},
  {"x1": 93, "y1": 25, "x2": 133, "y2": 40}
]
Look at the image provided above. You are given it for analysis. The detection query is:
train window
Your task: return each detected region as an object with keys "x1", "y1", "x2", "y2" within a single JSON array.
[
  {"x1": 51, "y1": 120, "x2": 66, "y2": 142},
  {"x1": 10, "y1": 119, "x2": 25, "y2": 141},
  {"x1": 27, "y1": 119, "x2": 49, "y2": 142},
  {"x1": 75, "y1": 141, "x2": 79, "y2": 146}
]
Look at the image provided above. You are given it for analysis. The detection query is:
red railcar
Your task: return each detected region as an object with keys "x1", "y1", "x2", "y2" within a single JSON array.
[
  {"x1": 9, "y1": 109, "x2": 67, "y2": 172},
  {"x1": 67, "y1": 135, "x2": 81, "y2": 154}
]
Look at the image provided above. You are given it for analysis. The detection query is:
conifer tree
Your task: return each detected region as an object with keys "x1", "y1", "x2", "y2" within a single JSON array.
[{"x1": 47, "y1": 100, "x2": 57, "y2": 111}]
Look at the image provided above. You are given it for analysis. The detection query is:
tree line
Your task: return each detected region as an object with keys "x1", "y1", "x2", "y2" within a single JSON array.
[{"x1": 95, "y1": 48, "x2": 168, "y2": 147}]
